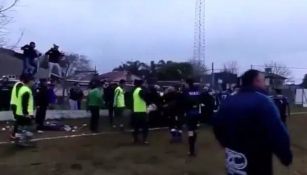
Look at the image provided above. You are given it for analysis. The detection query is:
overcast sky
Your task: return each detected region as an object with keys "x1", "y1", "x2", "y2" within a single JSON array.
[{"x1": 5, "y1": 0, "x2": 307, "y2": 81}]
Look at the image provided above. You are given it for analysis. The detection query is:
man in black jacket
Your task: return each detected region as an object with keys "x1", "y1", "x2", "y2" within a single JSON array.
[
  {"x1": 35, "y1": 79, "x2": 49, "y2": 132},
  {"x1": 21, "y1": 42, "x2": 41, "y2": 75}
]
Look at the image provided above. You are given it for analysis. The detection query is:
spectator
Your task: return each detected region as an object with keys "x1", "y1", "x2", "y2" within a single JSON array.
[
  {"x1": 47, "y1": 82, "x2": 57, "y2": 109},
  {"x1": 0, "y1": 76, "x2": 12, "y2": 111},
  {"x1": 104, "y1": 82, "x2": 116, "y2": 126},
  {"x1": 86, "y1": 80, "x2": 104, "y2": 132},
  {"x1": 273, "y1": 89, "x2": 290, "y2": 124},
  {"x1": 46, "y1": 44, "x2": 64, "y2": 78},
  {"x1": 35, "y1": 79, "x2": 49, "y2": 132},
  {"x1": 69, "y1": 83, "x2": 84, "y2": 110},
  {"x1": 21, "y1": 42, "x2": 41, "y2": 75}
]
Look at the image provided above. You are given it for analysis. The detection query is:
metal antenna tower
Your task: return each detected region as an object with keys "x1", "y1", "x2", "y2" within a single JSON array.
[{"x1": 193, "y1": 0, "x2": 206, "y2": 66}]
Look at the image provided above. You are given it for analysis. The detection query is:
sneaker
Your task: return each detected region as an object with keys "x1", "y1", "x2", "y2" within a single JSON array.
[
  {"x1": 143, "y1": 141, "x2": 149, "y2": 145},
  {"x1": 37, "y1": 130, "x2": 44, "y2": 134}
]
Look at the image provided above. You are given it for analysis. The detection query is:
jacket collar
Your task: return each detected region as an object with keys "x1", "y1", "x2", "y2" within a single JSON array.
[{"x1": 240, "y1": 86, "x2": 268, "y2": 95}]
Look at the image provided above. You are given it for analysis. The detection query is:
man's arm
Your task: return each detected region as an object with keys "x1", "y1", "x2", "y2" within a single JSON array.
[
  {"x1": 22, "y1": 92, "x2": 30, "y2": 116},
  {"x1": 260, "y1": 98, "x2": 293, "y2": 166}
]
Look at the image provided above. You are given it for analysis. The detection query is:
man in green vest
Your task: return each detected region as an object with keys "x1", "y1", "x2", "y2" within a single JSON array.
[
  {"x1": 86, "y1": 80, "x2": 104, "y2": 132},
  {"x1": 10, "y1": 74, "x2": 25, "y2": 138},
  {"x1": 113, "y1": 79, "x2": 126, "y2": 130},
  {"x1": 15, "y1": 74, "x2": 35, "y2": 146},
  {"x1": 132, "y1": 79, "x2": 149, "y2": 144}
]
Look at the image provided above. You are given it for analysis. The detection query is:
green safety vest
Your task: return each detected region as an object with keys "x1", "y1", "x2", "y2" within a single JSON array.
[
  {"x1": 10, "y1": 81, "x2": 23, "y2": 105},
  {"x1": 133, "y1": 87, "x2": 147, "y2": 113},
  {"x1": 114, "y1": 86, "x2": 125, "y2": 108},
  {"x1": 16, "y1": 86, "x2": 34, "y2": 116}
]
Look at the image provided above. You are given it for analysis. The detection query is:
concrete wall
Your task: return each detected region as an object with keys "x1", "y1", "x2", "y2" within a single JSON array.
[{"x1": 0, "y1": 110, "x2": 108, "y2": 121}]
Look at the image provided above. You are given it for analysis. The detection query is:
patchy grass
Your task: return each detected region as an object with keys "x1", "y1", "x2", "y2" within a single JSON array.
[{"x1": 0, "y1": 114, "x2": 306, "y2": 175}]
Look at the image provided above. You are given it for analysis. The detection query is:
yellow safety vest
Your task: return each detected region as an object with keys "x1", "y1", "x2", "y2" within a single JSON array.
[
  {"x1": 16, "y1": 86, "x2": 34, "y2": 116},
  {"x1": 133, "y1": 87, "x2": 147, "y2": 113},
  {"x1": 114, "y1": 86, "x2": 125, "y2": 108},
  {"x1": 10, "y1": 81, "x2": 23, "y2": 105}
]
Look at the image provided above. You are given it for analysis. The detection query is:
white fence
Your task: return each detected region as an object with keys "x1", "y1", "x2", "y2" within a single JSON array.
[
  {"x1": 0, "y1": 110, "x2": 108, "y2": 121},
  {"x1": 295, "y1": 89, "x2": 307, "y2": 107}
]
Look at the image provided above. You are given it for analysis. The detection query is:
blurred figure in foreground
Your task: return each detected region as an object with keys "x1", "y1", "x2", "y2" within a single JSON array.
[{"x1": 214, "y1": 70, "x2": 292, "y2": 175}]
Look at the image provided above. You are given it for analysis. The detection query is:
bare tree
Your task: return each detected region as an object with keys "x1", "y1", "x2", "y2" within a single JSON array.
[
  {"x1": 265, "y1": 62, "x2": 291, "y2": 78},
  {"x1": 223, "y1": 61, "x2": 239, "y2": 74},
  {"x1": 0, "y1": 0, "x2": 19, "y2": 46},
  {"x1": 59, "y1": 53, "x2": 93, "y2": 98}
]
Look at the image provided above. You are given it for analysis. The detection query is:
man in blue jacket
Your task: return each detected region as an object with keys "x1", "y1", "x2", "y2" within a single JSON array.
[{"x1": 214, "y1": 69, "x2": 292, "y2": 175}]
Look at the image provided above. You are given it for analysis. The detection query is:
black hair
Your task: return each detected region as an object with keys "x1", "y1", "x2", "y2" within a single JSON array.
[
  {"x1": 134, "y1": 79, "x2": 143, "y2": 86},
  {"x1": 241, "y1": 69, "x2": 260, "y2": 87},
  {"x1": 186, "y1": 78, "x2": 194, "y2": 87},
  {"x1": 30, "y1": 41, "x2": 35, "y2": 45},
  {"x1": 119, "y1": 79, "x2": 126, "y2": 84},
  {"x1": 275, "y1": 89, "x2": 282, "y2": 95},
  {"x1": 22, "y1": 74, "x2": 34, "y2": 84}
]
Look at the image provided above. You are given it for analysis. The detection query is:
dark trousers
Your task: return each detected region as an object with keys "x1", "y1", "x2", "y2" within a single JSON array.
[
  {"x1": 108, "y1": 105, "x2": 114, "y2": 125},
  {"x1": 131, "y1": 112, "x2": 148, "y2": 142},
  {"x1": 15, "y1": 116, "x2": 33, "y2": 134},
  {"x1": 35, "y1": 106, "x2": 47, "y2": 130},
  {"x1": 186, "y1": 112, "x2": 200, "y2": 155},
  {"x1": 114, "y1": 107, "x2": 125, "y2": 127},
  {"x1": 90, "y1": 106, "x2": 100, "y2": 132},
  {"x1": 11, "y1": 105, "x2": 17, "y2": 136}
]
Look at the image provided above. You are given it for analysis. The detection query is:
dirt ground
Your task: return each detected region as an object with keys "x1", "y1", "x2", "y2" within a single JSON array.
[{"x1": 0, "y1": 114, "x2": 306, "y2": 175}]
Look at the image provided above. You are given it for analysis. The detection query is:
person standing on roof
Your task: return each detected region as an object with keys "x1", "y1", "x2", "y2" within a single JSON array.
[
  {"x1": 113, "y1": 79, "x2": 126, "y2": 130},
  {"x1": 214, "y1": 70, "x2": 292, "y2": 175},
  {"x1": 21, "y1": 42, "x2": 41, "y2": 76},
  {"x1": 45, "y1": 44, "x2": 64, "y2": 78}
]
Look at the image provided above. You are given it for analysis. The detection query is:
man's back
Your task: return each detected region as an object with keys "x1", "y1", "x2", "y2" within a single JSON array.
[{"x1": 214, "y1": 88, "x2": 292, "y2": 175}]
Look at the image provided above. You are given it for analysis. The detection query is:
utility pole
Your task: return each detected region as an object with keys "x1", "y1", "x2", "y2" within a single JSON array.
[{"x1": 211, "y1": 62, "x2": 215, "y2": 89}]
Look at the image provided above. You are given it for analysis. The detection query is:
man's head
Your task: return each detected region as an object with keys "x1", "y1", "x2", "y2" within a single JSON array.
[
  {"x1": 119, "y1": 79, "x2": 126, "y2": 87},
  {"x1": 185, "y1": 78, "x2": 194, "y2": 88},
  {"x1": 74, "y1": 82, "x2": 80, "y2": 87},
  {"x1": 22, "y1": 74, "x2": 34, "y2": 87},
  {"x1": 40, "y1": 79, "x2": 48, "y2": 87},
  {"x1": 29, "y1": 42, "x2": 36, "y2": 48},
  {"x1": 241, "y1": 69, "x2": 266, "y2": 90},
  {"x1": 275, "y1": 89, "x2": 282, "y2": 95},
  {"x1": 53, "y1": 44, "x2": 59, "y2": 50},
  {"x1": 134, "y1": 79, "x2": 143, "y2": 87}
]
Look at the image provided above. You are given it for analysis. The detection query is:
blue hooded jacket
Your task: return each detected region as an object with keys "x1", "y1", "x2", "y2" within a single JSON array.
[{"x1": 214, "y1": 87, "x2": 292, "y2": 175}]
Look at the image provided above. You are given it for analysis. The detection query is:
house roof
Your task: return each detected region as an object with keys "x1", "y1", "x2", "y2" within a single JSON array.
[
  {"x1": 264, "y1": 72, "x2": 287, "y2": 80},
  {"x1": 99, "y1": 71, "x2": 141, "y2": 82},
  {"x1": 204, "y1": 72, "x2": 238, "y2": 84}
]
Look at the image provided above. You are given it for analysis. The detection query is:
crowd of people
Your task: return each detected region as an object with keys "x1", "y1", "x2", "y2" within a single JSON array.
[{"x1": 5, "y1": 68, "x2": 293, "y2": 175}]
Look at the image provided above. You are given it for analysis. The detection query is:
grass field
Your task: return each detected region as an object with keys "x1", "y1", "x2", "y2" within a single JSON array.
[{"x1": 0, "y1": 113, "x2": 306, "y2": 175}]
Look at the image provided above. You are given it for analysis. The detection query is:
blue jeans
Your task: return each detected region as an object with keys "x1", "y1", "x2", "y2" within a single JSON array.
[{"x1": 23, "y1": 57, "x2": 37, "y2": 75}]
